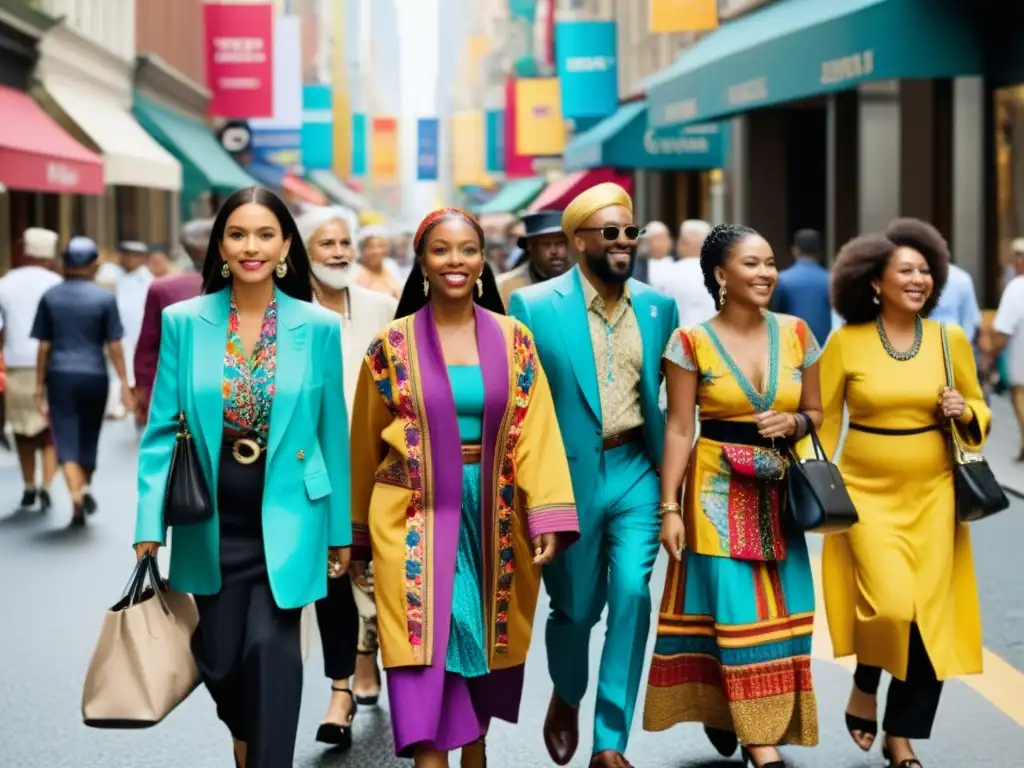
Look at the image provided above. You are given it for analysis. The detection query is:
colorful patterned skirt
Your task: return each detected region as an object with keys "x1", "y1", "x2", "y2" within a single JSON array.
[{"x1": 642, "y1": 537, "x2": 818, "y2": 747}]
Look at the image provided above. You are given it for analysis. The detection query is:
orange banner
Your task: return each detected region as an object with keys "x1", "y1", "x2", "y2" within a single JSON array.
[
  {"x1": 649, "y1": 0, "x2": 719, "y2": 33},
  {"x1": 370, "y1": 116, "x2": 399, "y2": 183},
  {"x1": 513, "y1": 78, "x2": 565, "y2": 157},
  {"x1": 451, "y1": 111, "x2": 485, "y2": 187},
  {"x1": 331, "y1": 0, "x2": 351, "y2": 178}
]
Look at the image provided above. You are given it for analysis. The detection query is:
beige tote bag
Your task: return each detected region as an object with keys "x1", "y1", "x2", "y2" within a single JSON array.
[{"x1": 82, "y1": 555, "x2": 199, "y2": 728}]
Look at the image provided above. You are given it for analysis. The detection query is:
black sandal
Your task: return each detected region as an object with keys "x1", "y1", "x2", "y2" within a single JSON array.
[
  {"x1": 703, "y1": 726, "x2": 738, "y2": 757},
  {"x1": 353, "y1": 650, "x2": 382, "y2": 706},
  {"x1": 883, "y1": 737, "x2": 922, "y2": 767},
  {"x1": 315, "y1": 686, "x2": 357, "y2": 750},
  {"x1": 845, "y1": 684, "x2": 878, "y2": 751}
]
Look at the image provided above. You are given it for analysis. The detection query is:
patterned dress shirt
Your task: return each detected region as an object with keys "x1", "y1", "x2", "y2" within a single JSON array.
[{"x1": 581, "y1": 274, "x2": 644, "y2": 438}]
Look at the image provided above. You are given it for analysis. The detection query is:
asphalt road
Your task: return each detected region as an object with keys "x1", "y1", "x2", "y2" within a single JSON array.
[{"x1": 0, "y1": 419, "x2": 1021, "y2": 767}]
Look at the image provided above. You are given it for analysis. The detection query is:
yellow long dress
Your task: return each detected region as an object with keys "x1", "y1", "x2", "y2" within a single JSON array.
[{"x1": 815, "y1": 319, "x2": 989, "y2": 680}]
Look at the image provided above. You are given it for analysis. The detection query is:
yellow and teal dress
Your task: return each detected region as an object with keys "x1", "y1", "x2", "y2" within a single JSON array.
[{"x1": 643, "y1": 312, "x2": 820, "y2": 747}]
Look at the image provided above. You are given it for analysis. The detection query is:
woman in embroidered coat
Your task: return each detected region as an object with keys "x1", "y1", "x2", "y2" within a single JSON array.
[
  {"x1": 643, "y1": 225, "x2": 822, "y2": 768},
  {"x1": 349, "y1": 208, "x2": 579, "y2": 767}
]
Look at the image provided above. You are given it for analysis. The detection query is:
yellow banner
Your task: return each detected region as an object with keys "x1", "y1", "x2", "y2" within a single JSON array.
[
  {"x1": 370, "y1": 116, "x2": 399, "y2": 183},
  {"x1": 451, "y1": 111, "x2": 485, "y2": 187},
  {"x1": 649, "y1": 0, "x2": 719, "y2": 33},
  {"x1": 331, "y1": 1, "x2": 352, "y2": 178},
  {"x1": 514, "y1": 78, "x2": 565, "y2": 157}
]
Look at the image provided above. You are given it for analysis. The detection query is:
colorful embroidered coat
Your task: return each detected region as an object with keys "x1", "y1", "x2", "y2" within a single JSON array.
[{"x1": 350, "y1": 305, "x2": 579, "y2": 670}]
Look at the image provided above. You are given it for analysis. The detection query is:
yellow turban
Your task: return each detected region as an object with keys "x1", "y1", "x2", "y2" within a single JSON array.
[{"x1": 561, "y1": 182, "x2": 633, "y2": 237}]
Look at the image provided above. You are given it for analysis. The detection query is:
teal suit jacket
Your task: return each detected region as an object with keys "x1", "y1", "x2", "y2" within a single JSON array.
[
  {"x1": 134, "y1": 288, "x2": 351, "y2": 610},
  {"x1": 508, "y1": 267, "x2": 678, "y2": 515}
]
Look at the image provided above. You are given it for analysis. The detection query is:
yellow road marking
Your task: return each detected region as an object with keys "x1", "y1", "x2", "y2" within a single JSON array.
[{"x1": 808, "y1": 555, "x2": 1024, "y2": 725}]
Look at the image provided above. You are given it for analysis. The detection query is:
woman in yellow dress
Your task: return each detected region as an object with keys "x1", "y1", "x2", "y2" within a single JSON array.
[
  {"x1": 644, "y1": 224, "x2": 821, "y2": 768},
  {"x1": 820, "y1": 218, "x2": 989, "y2": 768}
]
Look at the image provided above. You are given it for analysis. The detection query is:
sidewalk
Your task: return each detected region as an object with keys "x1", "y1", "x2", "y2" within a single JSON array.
[{"x1": 984, "y1": 393, "x2": 1024, "y2": 498}]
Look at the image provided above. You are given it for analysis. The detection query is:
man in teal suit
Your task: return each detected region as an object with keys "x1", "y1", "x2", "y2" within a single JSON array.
[{"x1": 509, "y1": 183, "x2": 678, "y2": 768}]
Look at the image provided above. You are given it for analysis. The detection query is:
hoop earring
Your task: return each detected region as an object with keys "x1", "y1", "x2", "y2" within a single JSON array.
[
  {"x1": 873, "y1": 291, "x2": 881, "y2": 305},
  {"x1": 275, "y1": 259, "x2": 288, "y2": 279},
  {"x1": 476, "y1": 277, "x2": 483, "y2": 298},
  {"x1": 221, "y1": 261, "x2": 230, "y2": 278},
  {"x1": 422, "y1": 276, "x2": 430, "y2": 297},
  {"x1": 718, "y1": 283, "x2": 727, "y2": 307}
]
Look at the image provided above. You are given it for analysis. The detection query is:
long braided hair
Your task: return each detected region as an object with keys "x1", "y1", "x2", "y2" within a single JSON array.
[
  {"x1": 699, "y1": 224, "x2": 757, "y2": 310},
  {"x1": 394, "y1": 208, "x2": 505, "y2": 319}
]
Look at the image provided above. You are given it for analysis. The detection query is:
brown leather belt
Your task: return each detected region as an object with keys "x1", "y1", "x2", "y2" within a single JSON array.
[
  {"x1": 602, "y1": 426, "x2": 642, "y2": 451},
  {"x1": 461, "y1": 444, "x2": 482, "y2": 464},
  {"x1": 222, "y1": 428, "x2": 266, "y2": 465}
]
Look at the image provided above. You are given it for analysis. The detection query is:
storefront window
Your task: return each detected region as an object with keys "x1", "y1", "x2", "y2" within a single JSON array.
[{"x1": 995, "y1": 86, "x2": 1024, "y2": 292}]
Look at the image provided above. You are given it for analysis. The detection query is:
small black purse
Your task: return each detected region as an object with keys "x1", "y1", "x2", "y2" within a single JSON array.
[
  {"x1": 785, "y1": 414, "x2": 858, "y2": 534},
  {"x1": 939, "y1": 324, "x2": 1009, "y2": 523},
  {"x1": 164, "y1": 411, "x2": 213, "y2": 526}
]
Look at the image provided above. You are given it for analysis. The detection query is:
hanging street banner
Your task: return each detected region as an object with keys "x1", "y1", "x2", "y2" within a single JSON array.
[
  {"x1": 555, "y1": 20, "x2": 619, "y2": 120},
  {"x1": 370, "y1": 116, "x2": 399, "y2": 183},
  {"x1": 301, "y1": 84, "x2": 333, "y2": 170},
  {"x1": 649, "y1": 0, "x2": 719, "y2": 33},
  {"x1": 204, "y1": 2, "x2": 274, "y2": 119},
  {"x1": 416, "y1": 118, "x2": 439, "y2": 181},
  {"x1": 352, "y1": 113, "x2": 367, "y2": 177},
  {"x1": 513, "y1": 77, "x2": 565, "y2": 157},
  {"x1": 485, "y1": 109, "x2": 505, "y2": 173}
]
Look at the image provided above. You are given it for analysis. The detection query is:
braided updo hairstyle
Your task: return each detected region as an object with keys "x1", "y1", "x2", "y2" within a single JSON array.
[{"x1": 700, "y1": 224, "x2": 758, "y2": 309}]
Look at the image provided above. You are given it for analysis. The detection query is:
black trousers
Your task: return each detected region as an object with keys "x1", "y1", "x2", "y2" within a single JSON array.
[
  {"x1": 315, "y1": 573, "x2": 359, "y2": 680},
  {"x1": 853, "y1": 623, "x2": 943, "y2": 739},
  {"x1": 191, "y1": 445, "x2": 303, "y2": 768},
  {"x1": 46, "y1": 372, "x2": 107, "y2": 470}
]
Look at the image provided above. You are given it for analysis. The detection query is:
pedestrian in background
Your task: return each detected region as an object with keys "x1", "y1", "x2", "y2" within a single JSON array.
[
  {"x1": 772, "y1": 229, "x2": 831, "y2": 347},
  {"x1": 645, "y1": 224, "x2": 822, "y2": 768},
  {"x1": 32, "y1": 237, "x2": 132, "y2": 527},
  {"x1": 349, "y1": 207, "x2": 578, "y2": 768},
  {"x1": 820, "y1": 220, "x2": 988, "y2": 768},
  {"x1": 663, "y1": 219, "x2": 717, "y2": 327},
  {"x1": 355, "y1": 223, "x2": 402, "y2": 298},
  {"x1": 108, "y1": 240, "x2": 153, "y2": 420},
  {"x1": 496, "y1": 210, "x2": 570, "y2": 308},
  {"x1": 133, "y1": 219, "x2": 214, "y2": 425},
  {"x1": 297, "y1": 206, "x2": 395, "y2": 750},
  {"x1": 133, "y1": 187, "x2": 351, "y2": 768},
  {"x1": 0, "y1": 227, "x2": 62, "y2": 511}
]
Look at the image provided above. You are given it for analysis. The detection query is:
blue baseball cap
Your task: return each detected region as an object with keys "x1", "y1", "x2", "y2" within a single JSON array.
[{"x1": 63, "y1": 236, "x2": 99, "y2": 267}]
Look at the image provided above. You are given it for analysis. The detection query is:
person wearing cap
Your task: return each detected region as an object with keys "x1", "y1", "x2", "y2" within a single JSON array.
[
  {"x1": 32, "y1": 237, "x2": 132, "y2": 527},
  {"x1": 495, "y1": 210, "x2": 570, "y2": 308},
  {"x1": 0, "y1": 228, "x2": 63, "y2": 511},
  {"x1": 355, "y1": 224, "x2": 402, "y2": 298},
  {"x1": 508, "y1": 183, "x2": 678, "y2": 768},
  {"x1": 133, "y1": 220, "x2": 214, "y2": 425}
]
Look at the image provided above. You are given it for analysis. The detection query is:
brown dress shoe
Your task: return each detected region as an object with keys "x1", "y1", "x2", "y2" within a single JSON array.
[
  {"x1": 589, "y1": 750, "x2": 632, "y2": 768},
  {"x1": 543, "y1": 691, "x2": 579, "y2": 766}
]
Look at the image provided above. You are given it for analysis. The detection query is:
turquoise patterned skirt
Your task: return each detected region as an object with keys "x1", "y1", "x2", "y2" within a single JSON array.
[{"x1": 445, "y1": 463, "x2": 489, "y2": 677}]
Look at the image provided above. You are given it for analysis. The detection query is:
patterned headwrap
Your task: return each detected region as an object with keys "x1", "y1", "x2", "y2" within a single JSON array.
[
  {"x1": 561, "y1": 182, "x2": 633, "y2": 238},
  {"x1": 413, "y1": 207, "x2": 480, "y2": 253}
]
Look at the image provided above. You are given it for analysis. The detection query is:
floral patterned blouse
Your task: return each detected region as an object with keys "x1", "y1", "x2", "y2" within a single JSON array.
[{"x1": 222, "y1": 296, "x2": 278, "y2": 444}]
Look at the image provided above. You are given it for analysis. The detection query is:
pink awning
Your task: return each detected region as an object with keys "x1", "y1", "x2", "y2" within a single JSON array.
[{"x1": 527, "y1": 169, "x2": 633, "y2": 212}]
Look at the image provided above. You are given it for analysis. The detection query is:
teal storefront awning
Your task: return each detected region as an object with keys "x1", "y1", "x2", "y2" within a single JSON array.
[
  {"x1": 132, "y1": 95, "x2": 256, "y2": 205},
  {"x1": 473, "y1": 177, "x2": 546, "y2": 215},
  {"x1": 647, "y1": 0, "x2": 982, "y2": 129},
  {"x1": 564, "y1": 101, "x2": 728, "y2": 172}
]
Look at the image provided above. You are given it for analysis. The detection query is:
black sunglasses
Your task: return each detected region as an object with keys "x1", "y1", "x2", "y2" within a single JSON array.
[{"x1": 576, "y1": 225, "x2": 643, "y2": 241}]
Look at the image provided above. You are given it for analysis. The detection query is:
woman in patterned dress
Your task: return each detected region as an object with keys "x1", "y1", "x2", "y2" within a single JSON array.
[
  {"x1": 349, "y1": 208, "x2": 580, "y2": 767},
  {"x1": 134, "y1": 187, "x2": 352, "y2": 768},
  {"x1": 643, "y1": 224, "x2": 822, "y2": 768}
]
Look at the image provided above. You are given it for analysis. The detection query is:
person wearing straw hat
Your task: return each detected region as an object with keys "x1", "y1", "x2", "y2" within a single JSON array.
[
  {"x1": 0, "y1": 227, "x2": 63, "y2": 511},
  {"x1": 496, "y1": 210, "x2": 570, "y2": 308}
]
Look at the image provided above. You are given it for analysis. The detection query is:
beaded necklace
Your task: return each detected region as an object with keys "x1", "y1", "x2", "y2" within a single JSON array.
[{"x1": 876, "y1": 313, "x2": 922, "y2": 361}]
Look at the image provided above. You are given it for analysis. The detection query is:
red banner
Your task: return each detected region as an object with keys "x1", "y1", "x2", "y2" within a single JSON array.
[{"x1": 204, "y1": 2, "x2": 274, "y2": 119}]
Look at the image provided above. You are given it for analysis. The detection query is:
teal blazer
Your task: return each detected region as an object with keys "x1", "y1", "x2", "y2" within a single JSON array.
[
  {"x1": 508, "y1": 267, "x2": 678, "y2": 515},
  {"x1": 134, "y1": 288, "x2": 351, "y2": 610}
]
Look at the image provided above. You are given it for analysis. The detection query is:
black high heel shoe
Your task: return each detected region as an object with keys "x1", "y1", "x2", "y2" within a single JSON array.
[
  {"x1": 315, "y1": 686, "x2": 357, "y2": 750},
  {"x1": 741, "y1": 746, "x2": 786, "y2": 768},
  {"x1": 703, "y1": 726, "x2": 738, "y2": 757},
  {"x1": 353, "y1": 650, "x2": 382, "y2": 706}
]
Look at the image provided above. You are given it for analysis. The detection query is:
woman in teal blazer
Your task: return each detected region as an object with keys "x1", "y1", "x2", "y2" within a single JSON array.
[{"x1": 134, "y1": 187, "x2": 351, "y2": 768}]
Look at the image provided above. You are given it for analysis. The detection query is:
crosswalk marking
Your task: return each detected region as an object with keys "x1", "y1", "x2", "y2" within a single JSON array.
[{"x1": 808, "y1": 555, "x2": 1024, "y2": 726}]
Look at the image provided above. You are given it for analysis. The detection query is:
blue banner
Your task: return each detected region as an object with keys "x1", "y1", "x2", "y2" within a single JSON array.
[
  {"x1": 555, "y1": 20, "x2": 619, "y2": 120},
  {"x1": 485, "y1": 109, "x2": 505, "y2": 173},
  {"x1": 416, "y1": 118, "x2": 439, "y2": 181},
  {"x1": 249, "y1": 128, "x2": 301, "y2": 169},
  {"x1": 300, "y1": 85, "x2": 333, "y2": 171},
  {"x1": 352, "y1": 113, "x2": 367, "y2": 176}
]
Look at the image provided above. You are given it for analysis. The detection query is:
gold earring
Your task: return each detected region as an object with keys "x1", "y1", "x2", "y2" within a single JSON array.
[
  {"x1": 221, "y1": 261, "x2": 230, "y2": 278},
  {"x1": 718, "y1": 283, "x2": 727, "y2": 307},
  {"x1": 422, "y1": 276, "x2": 430, "y2": 296},
  {"x1": 476, "y1": 277, "x2": 483, "y2": 297},
  {"x1": 275, "y1": 259, "x2": 288, "y2": 279}
]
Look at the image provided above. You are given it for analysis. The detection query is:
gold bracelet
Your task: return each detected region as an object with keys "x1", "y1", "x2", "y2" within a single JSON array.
[{"x1": 659, "y1": 502, "x2": 681, "y2": 516}]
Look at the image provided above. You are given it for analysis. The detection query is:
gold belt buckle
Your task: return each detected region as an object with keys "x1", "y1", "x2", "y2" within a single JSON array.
[{"x1": 231, "y1": 438, "x2": 261, "y2": 465}]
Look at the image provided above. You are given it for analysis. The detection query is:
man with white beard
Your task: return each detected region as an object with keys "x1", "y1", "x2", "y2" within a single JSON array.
[{"x1": 295, "y1": 206, "x2": 396, "y2": 752}]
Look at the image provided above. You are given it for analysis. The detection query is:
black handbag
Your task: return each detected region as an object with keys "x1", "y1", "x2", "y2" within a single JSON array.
[
  {"x1": 163, "y1": 411, "x2": 213, "y2": 526},
  {"x1": 785, "y1": 414, "x2": 858, "y2": 534},
  {"x1": 939, "y1": 323, "x2": 1009, "y2": 523}
]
